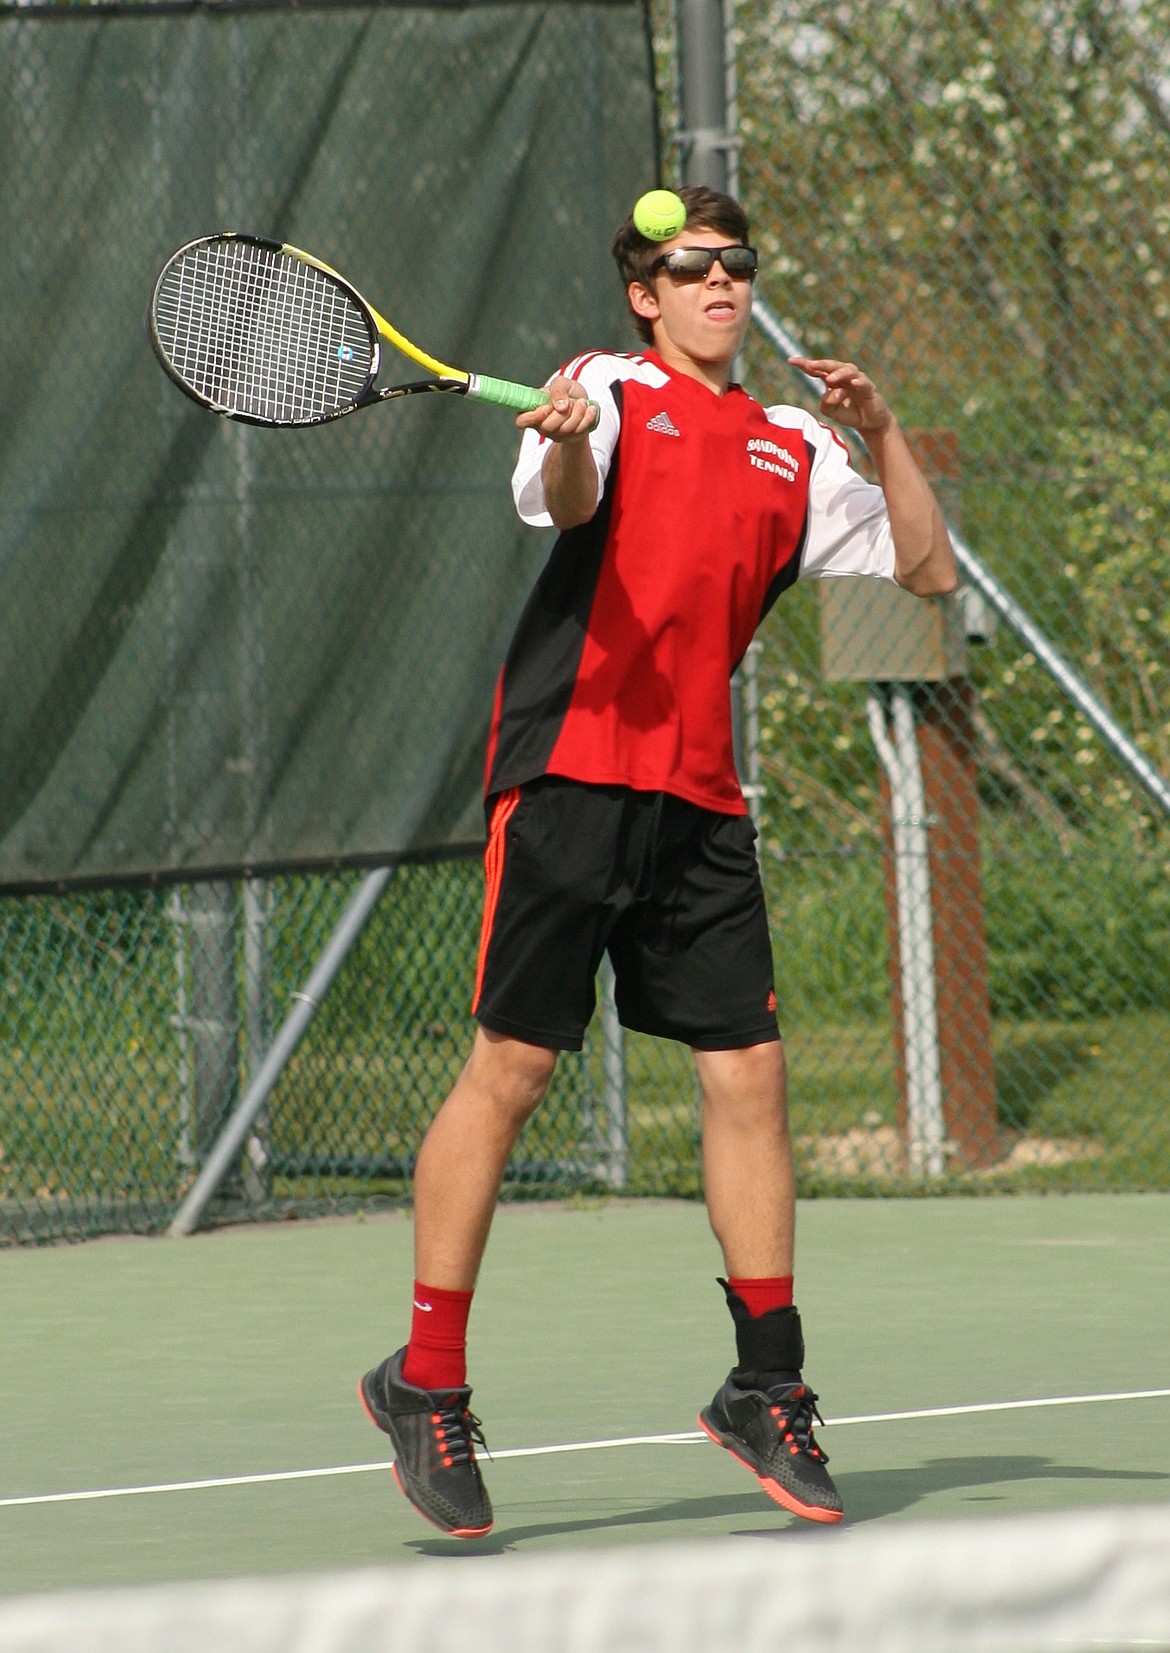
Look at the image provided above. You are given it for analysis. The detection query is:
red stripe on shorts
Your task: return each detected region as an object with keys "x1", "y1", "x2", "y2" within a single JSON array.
[{"x1": 471, "y1": 787, "x2": 521, "y2": 1014}]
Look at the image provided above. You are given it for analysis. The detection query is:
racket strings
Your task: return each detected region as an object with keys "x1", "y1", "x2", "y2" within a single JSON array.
[{"x1": 155, "y1": 240, "x2": 374, "y2": 423}]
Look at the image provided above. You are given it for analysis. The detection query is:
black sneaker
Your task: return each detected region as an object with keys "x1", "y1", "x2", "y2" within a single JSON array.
[
  {"x1": 358, "y1": 1348, "x2": 493, "y2": 1538},
  {"x1": 699, "y1": 1375, "x2": 843, "y2": 1524}
]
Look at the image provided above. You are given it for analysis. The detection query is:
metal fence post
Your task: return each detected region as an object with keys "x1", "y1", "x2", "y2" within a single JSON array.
[
  {"x1": 675, "y1": 0, "x2": 759, "y2": 823},
  {"x1": 185, "y1": 880, "x2": 241, "y2": 1172},
  {"x1": 675, "y1": 0, "x2": 739, "y2": 193},
  {"x1": 241, "y1": 876, "x2": 271, "y2": 1199},
  {"x1": 867, "y1": 688, "x2": 946, "y2": 1177}
]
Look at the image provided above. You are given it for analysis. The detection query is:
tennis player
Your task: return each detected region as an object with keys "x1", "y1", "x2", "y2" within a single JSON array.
[{"x1": 360, "y1": 185, "x2": 957, "y2": 1537}]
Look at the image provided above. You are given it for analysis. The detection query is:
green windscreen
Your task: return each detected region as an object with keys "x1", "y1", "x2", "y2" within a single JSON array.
[{"x1": 0, "y1": 0, "x2": 658, "y2": 890}]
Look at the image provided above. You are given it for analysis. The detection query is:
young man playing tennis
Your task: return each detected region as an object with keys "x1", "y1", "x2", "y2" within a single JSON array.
[{"x1": 360, "y1": 185, "x2": 957, "y2": 1537}]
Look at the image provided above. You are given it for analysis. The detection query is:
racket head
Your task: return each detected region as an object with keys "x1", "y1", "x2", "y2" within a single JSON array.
[{"x1": 149, "y1": 234, "x2": 381, "y2": 427}]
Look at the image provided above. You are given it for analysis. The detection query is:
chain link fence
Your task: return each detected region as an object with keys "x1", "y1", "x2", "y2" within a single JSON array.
[
  {"x1": 1, "y1": 862, "x2": 611, "y2": 1242},
  {"x1": 4, "y1": 0, "x2": 1170, "y2": 1244}
]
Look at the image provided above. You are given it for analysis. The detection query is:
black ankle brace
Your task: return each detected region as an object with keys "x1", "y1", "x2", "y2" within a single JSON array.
[{"x1": 718, "y1": 1278, "x2": 805, "y2": 1383}]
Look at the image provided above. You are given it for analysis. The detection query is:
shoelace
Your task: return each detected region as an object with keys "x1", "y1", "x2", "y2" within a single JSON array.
[
  {"x1": 768, "y1": 1384, "x2": 830, "y2": 1463},
  {"x1": 429, "y1": 1402, "x2": 489, "y2": 1470}
]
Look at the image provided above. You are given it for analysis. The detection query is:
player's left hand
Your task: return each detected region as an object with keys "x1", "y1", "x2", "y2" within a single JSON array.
[{"x1": 788, "y1": 358, "x2": 893, "y2": 434}]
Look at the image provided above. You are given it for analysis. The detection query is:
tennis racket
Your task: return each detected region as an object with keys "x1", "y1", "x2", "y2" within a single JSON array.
[{"x1": 149, "y1": 233, "x2": 561, "y2": 428}]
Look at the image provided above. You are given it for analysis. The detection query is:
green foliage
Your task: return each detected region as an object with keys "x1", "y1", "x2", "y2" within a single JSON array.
[
  {"x1": 764, "y1": 849, "x2": 889, "y2": 1023},
  {"x1": 760, "y1": 821, "x2": 1170, "y2": 1028},
  {"x1": 733, "y1": 0, "x2": 1170, "y2": 414},
  {"x1": 982, "y1": 824, "x2": 1170, "y2": 1018},
  {"x1": 1058, "y1": 410, "x2": 1170, "y2": 778}
]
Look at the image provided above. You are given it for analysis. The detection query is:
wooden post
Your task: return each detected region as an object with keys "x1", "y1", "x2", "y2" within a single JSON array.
[{"x1": 877, "y1": 680, "x2": 999, "y2": 1169}]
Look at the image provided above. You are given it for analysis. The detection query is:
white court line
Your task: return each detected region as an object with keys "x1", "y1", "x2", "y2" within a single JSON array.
[{"x1": 3, "y1": 1388, "x2": 1168, "y2": 1511}]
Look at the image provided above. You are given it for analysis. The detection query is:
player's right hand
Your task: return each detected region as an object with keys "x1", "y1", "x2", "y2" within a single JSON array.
[{"x1": 516, "y1": 375, "x2": 598, "y2": 441}]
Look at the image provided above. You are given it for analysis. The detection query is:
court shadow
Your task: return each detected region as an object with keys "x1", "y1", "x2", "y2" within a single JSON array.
[
  {"x1": 837, "y1": 1454, "x2": 1170, "y2": 1522},
  {"x1": 405, "y1": 1490, "x2": 778, "y2": 1556},
  {"x1": 405, "y1": 1454, "x2": 1170, "y2": 1554},
  {"x1": 731, "y1": 1454, "x2": 1170, "y2": 1539}
]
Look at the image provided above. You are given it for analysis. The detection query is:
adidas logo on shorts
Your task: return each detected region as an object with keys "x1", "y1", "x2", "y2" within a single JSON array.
[{"x1": 646, "y1": 410, "x2": 682, "y2": 436}]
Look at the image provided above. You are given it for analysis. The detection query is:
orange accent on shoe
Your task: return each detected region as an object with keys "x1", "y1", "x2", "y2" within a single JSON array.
[
  {"x1": 697, "y1": 1412, "x2": 843, "y2": 1526},
  {"x1": 758, "y1": 1474, "x2": 844, "y2": 1525},
  {"x1": 356, "y1": 1379, "x2": 378, "y2": 1430}
]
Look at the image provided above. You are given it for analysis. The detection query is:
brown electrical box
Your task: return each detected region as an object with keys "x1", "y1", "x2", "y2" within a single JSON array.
[
  {"x1": 819, "y1": 582, "x2": 967, "y2": 682},
  {"x1": 819, "y1": 428, "x2": 966, "y2": 683}
]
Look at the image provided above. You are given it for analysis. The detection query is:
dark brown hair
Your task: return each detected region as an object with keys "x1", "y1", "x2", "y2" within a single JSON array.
[{"x1": 611, "y1": 185, "x2": 751, "y2": 344}]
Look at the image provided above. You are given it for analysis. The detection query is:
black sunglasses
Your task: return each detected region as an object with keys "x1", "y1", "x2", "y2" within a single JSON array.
[{"x1": 649, "y1": 244, "x2": 759, "y2": 282}]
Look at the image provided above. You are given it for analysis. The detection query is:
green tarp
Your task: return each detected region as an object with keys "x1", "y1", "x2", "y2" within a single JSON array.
[{"x1": 0, "y1": 0, "x2": 658, "y2": 889}]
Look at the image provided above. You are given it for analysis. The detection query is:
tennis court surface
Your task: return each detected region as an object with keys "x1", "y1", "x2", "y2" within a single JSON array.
[{"x1": 2, "y1": 1194, "x2": 1168, "y2": 1646}]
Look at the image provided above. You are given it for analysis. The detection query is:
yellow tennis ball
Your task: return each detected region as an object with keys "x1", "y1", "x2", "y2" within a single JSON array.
[{"x1": 632, "y1": 189, "x2": 687, "y2": 242}]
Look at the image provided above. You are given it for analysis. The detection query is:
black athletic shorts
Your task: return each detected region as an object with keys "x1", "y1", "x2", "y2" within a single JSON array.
[{"x1": 471, "y1": 776, "x2": 780, "y2": 1052}]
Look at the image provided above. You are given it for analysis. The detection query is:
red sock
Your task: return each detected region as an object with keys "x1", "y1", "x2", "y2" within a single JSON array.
[
  {"x1": 401, "y1": 1282, "x2": 473, "y2": 1391},
  {"x1": 728, "y1": 1275, "x2": 794, "y2": 1316}
]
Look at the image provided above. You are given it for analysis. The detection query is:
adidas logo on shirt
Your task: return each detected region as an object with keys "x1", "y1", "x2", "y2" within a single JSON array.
[{"x1": 646, "y1": 410, "x2": 681, "y2": 436}]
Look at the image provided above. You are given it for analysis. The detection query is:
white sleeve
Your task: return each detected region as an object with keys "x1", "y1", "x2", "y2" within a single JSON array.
[
  {"x1": 511, "y1": 355, "x2": 623, "y2": 527},
  {"x1": 785, "y1": 413, "x2": 897, "y2": 581}
]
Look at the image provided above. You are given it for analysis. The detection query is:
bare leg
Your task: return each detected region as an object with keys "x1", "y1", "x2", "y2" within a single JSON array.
[
  {"x1": 694, "y1": 1041, "x2": 794, "y2": 1277},
  {"x1": 412, "y1": 1025, "x2": 558, "y2": 1290}
]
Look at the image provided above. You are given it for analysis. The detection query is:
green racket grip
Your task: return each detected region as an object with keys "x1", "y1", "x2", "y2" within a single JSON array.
[
  {"x1": 465, "y1": 373, "x2": 547, "y2": 412},
  {"x1": 465, "y1": 372, "x2": 600, "y2": 423}
]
